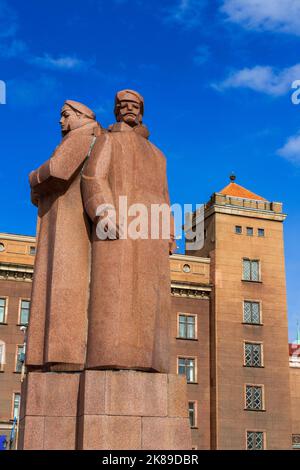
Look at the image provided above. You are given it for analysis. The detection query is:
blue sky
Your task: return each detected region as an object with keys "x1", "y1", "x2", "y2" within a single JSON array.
[{"x1": 0, "y1": 0, "x2": 300, "y2": 340}]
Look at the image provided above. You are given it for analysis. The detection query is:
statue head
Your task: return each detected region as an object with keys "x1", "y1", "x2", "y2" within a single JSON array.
[
  {"x1": 114, "y1": 89, "x2": 144, "y2": 128},
  {"x1": 60, "y1": 100, "x2": 96, "y2": 136}
]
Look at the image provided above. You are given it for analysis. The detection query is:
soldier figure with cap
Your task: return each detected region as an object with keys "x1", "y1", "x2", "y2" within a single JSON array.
[
  {"x1": 26, "y1": 100, "x2": 102, "y2": 371},
  {"x1": 81, "y1": 90, "x2": 172, "y2": 372}
]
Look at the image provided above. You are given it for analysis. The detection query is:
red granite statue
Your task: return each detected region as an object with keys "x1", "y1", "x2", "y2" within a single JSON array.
[
  {"x1": 20, "y1": 93, "x2": 191, "y2": 450},
  {"x1": 26, "y1": 100, "x2": 102, "y2": 371},
  {"x1": 81, "y1": 90, "x2": 172, "y2": 372}
]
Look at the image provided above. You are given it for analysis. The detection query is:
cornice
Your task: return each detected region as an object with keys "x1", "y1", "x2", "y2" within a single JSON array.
[
  {"x1": 171, "y1": 281, "x2": 211, "y2": 299},
  {"x1": 0, "y1": 262, "x2": 33, "y2": 282}
]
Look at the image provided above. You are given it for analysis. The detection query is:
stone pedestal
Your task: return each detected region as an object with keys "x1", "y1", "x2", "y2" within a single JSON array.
[{"x1": 18, "y1": 370, "x2": 192, "y2": 450}]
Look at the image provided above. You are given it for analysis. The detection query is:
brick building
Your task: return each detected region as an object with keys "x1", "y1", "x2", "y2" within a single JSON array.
[
  {"x1": 0, "y1": 233, "x2": 35, "y2": 449},
  {"x1": 0, "y1": 179, "x2": 299, "y2": 450}
]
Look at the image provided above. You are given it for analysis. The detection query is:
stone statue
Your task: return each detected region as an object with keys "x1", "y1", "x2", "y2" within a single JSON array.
[
  {"x1": 20, "y1": 93, "x2": 191, "y2": 450},
  {"x1": 26, "y1": 100, "x2": 102, "y2": 371},
  {"x1": 81, "y1": 90, "x2": 172, "y2": 372}
]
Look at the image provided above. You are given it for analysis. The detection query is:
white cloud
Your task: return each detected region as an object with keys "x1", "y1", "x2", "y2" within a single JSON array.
[
  {"x1": 215, "y1": 64, "x2": 300, "y2": 96},
  {"x1": 31, "y1": 54, "x2": 88, "y2": 71},
  {"x1": 221, "y1": 0, "x2": 300, "y2": 36},
  {"x1": 165, "y1": 0, "x2": 206, "y2": 27},
  {"x1": 278, "y1": 132, "x2": 300, "y2": 164}
]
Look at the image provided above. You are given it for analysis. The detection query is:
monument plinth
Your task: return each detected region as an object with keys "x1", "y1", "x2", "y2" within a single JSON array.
[
  {"x1": 20, "y1": 371, "x2": 191, "y2": 450},
  {"x1": 18, "y1": 92, "x2": 192, "y2": 450}
]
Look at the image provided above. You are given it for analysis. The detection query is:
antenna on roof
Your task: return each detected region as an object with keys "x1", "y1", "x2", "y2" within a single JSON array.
[{"x1": 229, "y1": 172, "x2": 236, "y2": 182}]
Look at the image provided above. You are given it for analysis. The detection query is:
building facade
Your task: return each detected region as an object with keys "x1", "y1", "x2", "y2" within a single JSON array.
[
  {"x1": 0, "y1": 233, "x2": 35, "y2": 449},
  {"x1": 0, "y1": 179, "x2": 299, "y2": 450}
]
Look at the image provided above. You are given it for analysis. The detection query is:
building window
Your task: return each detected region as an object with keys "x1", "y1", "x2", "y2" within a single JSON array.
[
  {"x1": 258, "y1": 228, "x2": 265, "y2": 237},
  {"x1": 19, "y1": 300, "x2": 30, "y2": 325},
  {"x1": 0, "y1": 298, "x2": 7, "y2": 323},
  {"x1": 245, "y1": 385, "x2": 264, "y2": 411},
  {"x1": 15, "y1": 345, "x2": 24, "y2": 373},
  {"x1": 178, "y1": 357, "x2": 196, "y2": 383},
  {"x1": 243, "y1": 301, "x2": 261, "y2": 324},
  {"x1": 0, "y1": 242, "x2": 5, "y2": 252},
  {"x1": 247, "y1": 431, "x2": 264, "y2": 450},
  {"x1": 0, "y1": 342, "x2": 5, "y2": 371},
  {"x1": 29, "y1": 246, "x2": 36, "y2": 255},
  {"x1": 12, "y1": 393, "x2": 20, "y2": 420},
  {"x1": 188, "y1": 401, "x2": 197, "y2": 428},
  {"x1": 292, "y1": 434, "x2": 300, "y2": 449},
  {"x1": 247, "y1": 227, "x2": 253, "y2": 236},
  {"x1": 178, "y1": 314, "x2": 196, "y2": 339},
  {"x1": 244, "y1": 343, "x2": 263, "y2": 367},
  {"x1": 243, "y1": 259, "x2": 260, "y2": 282},
  {"x1": 235, "y1": 226, "x2": 242, "y2": 234}
]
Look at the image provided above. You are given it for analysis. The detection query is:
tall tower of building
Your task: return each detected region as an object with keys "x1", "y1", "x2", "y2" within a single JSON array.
[{"x1": 188, "y1": 176, "x2": 292, "y2": 450}]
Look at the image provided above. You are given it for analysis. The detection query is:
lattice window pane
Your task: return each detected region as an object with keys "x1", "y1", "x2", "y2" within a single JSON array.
[
  {"x1": 252, "y1": 344, "x2": 262, "y2": 367},
  {"x1": 251, "y1": 302, "x2": 260, "y2": 324},
  {"x1": 251, "y1": 261, "x2": 259, "y2": 281},
  {"x1": 245, "y1": 344, "x2": 252, "y2": 366},
  {"x1": 247, "y1": 432, "x2": 264, "y2": 450},
  {"x1": 245, "y1": 343, "x2": 262, "y2": 367},
  {"x1": 247, "y1": 432, "x2": 255, "y2": 450},
  {"x1": 243, "y1": 260, "x2": 251, "y2": 280},
  {"x1": 246, "y1": 385, "x2": 263, "y2": 410},
  {"x1": 244, "y1": 301, "x2": 260, "y2": 324},
  {"x1": 244, "y1": 302, "x2": 252, "y2": 323},
  {"x1": 292, "y1": 434, "x2": 300, "y2": 449},
  {"x1": 253, "y1": 387, "x2": 262, "y2": 409}
]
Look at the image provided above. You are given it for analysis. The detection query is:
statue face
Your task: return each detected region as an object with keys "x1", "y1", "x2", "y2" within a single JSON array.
[
  {"x1": 60, "y1": 105, "x2": 86, "y2": 135},
  {"x1": 117, "y1": 99, "x2": 141, "y2": 127}
]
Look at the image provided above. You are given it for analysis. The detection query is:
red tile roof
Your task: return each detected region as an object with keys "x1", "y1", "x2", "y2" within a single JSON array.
[
  {"x1": 289, "y1": 343, "x2": 300, "y2": 357},
  {"x1": 219, "y1": 182, "x2": 266, "y2": 201}
]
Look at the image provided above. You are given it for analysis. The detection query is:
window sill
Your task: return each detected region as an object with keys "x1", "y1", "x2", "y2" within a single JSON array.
[
  {"x1": 187, "y1": 382, "x2": 198, "y2": 385},
  {"x1": 243, "y1": 365, "x2": 265, "y2": 369},
  {"x1": 242, "y1": 280, "x2": 262, "y2": 284},
  {"x1": 17, "y1": 324, "x2": 28, "y2": 327},
  {"x1": 0, "y1": 322, "x2": 8, "y2": 326},
  {"x1": 0, "y1": 369, "x2": 4, "y2": 373},
  {"x1": 13, "y1": 371, "x2": 21, "y2": 374},
  {"x1": 242, "y1": 322, "x2": 264, "y2": 327},
  {"x1": 191, "y1": 426, "x2": 198, "y2": 430},
  {"x1": 244, "y1": 408, "x2": 266, "y2": 412},
  {"x1": 176, "y1": 337, "x2": 198, "y2": 342}
]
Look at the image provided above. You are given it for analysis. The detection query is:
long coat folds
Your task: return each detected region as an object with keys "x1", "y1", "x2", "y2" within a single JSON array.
[
  {"x1": 81, "y1": 122, "x2": 171, "y2": 372},
  {"x1": 26, "y1": 122, "x2": 101, "y2": 370}
]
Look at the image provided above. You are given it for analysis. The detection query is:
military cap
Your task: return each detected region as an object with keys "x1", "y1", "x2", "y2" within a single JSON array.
[
  {"x1": 114, "y1": 89, "x2": 144, "y2": 116},
  {"x1": 64, "y1": 100, "x2": 96, "y2": 119}
]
